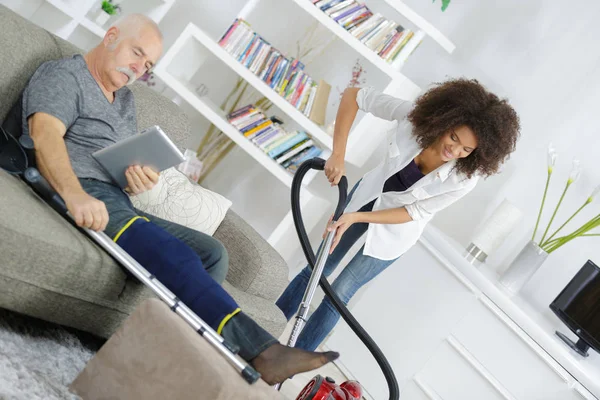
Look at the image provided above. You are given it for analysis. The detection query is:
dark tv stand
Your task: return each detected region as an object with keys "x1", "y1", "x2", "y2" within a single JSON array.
[{"x1": 556, "y1": 331, "x2": 590, "y2": 357}]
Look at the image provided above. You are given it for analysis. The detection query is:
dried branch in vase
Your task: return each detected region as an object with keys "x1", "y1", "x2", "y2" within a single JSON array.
[{"x1": 195, "y1": 78, "x2": 272, "y2": 184}]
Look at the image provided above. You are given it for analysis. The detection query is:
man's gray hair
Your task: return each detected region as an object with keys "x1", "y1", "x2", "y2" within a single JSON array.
[{"x1": 110, "y1": 13, "x2": 163, "y2": 43}]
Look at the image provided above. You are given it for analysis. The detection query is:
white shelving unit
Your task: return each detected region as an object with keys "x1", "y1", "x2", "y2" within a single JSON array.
[
  {"x1": 154, "y1": 29, "x2": 319, "y2": 190},
  {"x1": 7, "y1": 0, "x2": 176, "y2": 48},
  {"x1": 154, "y1": 21, "x2": 322, "y2": 248},
  {"x1": 290, "y1": 0, "x2": 410, "y2": 81},
  {"x1": 162, "y1": 24, "x2": 334, "y2": 152}
]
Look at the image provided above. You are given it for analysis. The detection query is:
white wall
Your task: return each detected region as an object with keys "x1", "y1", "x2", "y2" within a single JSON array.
[{"x1": 391, "y1": 0, "x2": 600, "y2": 319}]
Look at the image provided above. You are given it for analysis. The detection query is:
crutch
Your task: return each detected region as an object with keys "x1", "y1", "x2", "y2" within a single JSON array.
[{"x1": 22, "y1": 167, "x2": 261, "y2": 385}]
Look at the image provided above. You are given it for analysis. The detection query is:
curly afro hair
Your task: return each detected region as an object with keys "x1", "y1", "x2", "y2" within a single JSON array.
[{"x1": 407, "y1": 78, "x2": 520, "y2": 179}]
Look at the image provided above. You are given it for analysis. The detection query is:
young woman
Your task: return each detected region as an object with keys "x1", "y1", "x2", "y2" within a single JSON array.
[{"x1": 276, "y1": 78, "x2": 520, "y2": 351}]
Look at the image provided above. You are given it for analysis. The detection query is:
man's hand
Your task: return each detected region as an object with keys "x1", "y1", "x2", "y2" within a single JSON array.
[
  {"x1": 63, "y1": 191, "x2": 109, "y2": 231},
  {"x1": 324, "y1": 153, "x2": 345, "y2": 186},
  {"x1": 124, "y1": 165, "x2": 159, "y2": 195}
]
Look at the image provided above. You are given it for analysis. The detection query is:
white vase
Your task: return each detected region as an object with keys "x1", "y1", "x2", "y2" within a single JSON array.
[
  {"x1": 499, "y1": 240, "x2": 548, "y2": 295},
  {"x1": 95, "y1": 10, "x2": 111, "y2": 26},
  {"x1": 466, "y1": 198, "x2": 523, "y2": 264}
]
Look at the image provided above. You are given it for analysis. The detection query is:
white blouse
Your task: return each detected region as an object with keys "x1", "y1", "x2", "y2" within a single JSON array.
[{"x1": 345, "y1": 87, "x2": 479, "y2": 260}]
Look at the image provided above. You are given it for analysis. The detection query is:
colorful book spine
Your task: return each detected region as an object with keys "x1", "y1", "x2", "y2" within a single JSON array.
[
  {"x1": 218, "y1": 20, "x2": 323, "y2": 114},
  {"x1": 252, "y1": 127, "x2": 280, "y2": 145},
  {"x1": 243, "y1": 120, "x2": 273, "y2": 137},
  {"x1": 309, "y1": 1, "x2": 422, "y2": 65},
  {"x1": 267, "y1": 132, "x2": 309, "y2": 158},
  {"x1": 276, "y1": 139, "x2": 314, "y2": 164},
  {"x1": 227, "y1": 104, "x2": 254, "y2": 120},
  {"x1": 283, "y1": 146, "x2": 322, "y2": 169},
  {"x1": 258, "y1": 129, "x2": 289, "y2": 150}
]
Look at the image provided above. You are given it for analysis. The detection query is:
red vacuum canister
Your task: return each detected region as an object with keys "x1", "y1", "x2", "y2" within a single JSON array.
[{"x1": 296, "y1": 375, "x2": 362, "y2": 400}]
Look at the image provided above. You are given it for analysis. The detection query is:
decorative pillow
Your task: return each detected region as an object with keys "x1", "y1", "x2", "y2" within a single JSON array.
[{"x1": 130, "y1": 168, "x2": 232, "y2": 236}]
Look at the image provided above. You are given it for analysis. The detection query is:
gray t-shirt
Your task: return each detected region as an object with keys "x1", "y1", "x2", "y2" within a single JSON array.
[{"x1": 21, "y1": 54, "x2": 137, "y2": 183}]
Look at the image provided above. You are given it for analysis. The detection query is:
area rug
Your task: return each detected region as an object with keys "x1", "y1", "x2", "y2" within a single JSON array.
[{"x1": 0, "y1": 308, "x2": 105, "y2": 400}]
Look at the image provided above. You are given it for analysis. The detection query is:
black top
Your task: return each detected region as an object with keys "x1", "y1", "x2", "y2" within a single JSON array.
[{"x1": 382, "y1": 159, "x2": 425, "y2": 193}]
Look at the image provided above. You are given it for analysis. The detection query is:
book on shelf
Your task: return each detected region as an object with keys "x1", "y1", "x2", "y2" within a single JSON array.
[
  {"x1": 267, "y1": 131, "x2": 309, "y2": 158},
  {"x1": 226, "y1": 104, "x2": 323, "y2": 174},
  {"x1": 311, "y1": 1, "x2": 423, "y2": 66},
  {"x1": 391, "y1": 30, "x2": 426, "y2": 68},
  {"x1": 219, "y1": 19, "x2": 328, "y2": 118},
  {"x1": 276, "y1": 139, "x2": 314, "y2": 164},
  {"x1": 285, "y1": 146, "x2": 324, "y2": 172}
]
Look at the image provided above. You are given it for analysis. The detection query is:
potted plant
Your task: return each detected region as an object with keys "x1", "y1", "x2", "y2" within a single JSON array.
[
  {"x1": 95, "y1": 0, "x2": 121, "y2": 27},
  {"x1": 433, "y1": 0, "x2": 451, "y2": 12},
  {"x1": 500, "y1": 143, "x2": 599, "y2": 294}
]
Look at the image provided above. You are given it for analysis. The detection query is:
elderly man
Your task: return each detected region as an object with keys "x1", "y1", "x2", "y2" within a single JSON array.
[{"x1": 3, "y1": 14, "x2": 337, "y2": 384}]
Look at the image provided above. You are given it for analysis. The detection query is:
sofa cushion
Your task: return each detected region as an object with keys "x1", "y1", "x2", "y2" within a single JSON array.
[
  {"x1": 131, "y1": 167, "x2": 232, "y2": 236},
  {"x1": 0, "y1": 170, "x2": 129, "y2": 306},
  {"x1": 0, "y1": 6, "x2": 61, "y2": 122}
]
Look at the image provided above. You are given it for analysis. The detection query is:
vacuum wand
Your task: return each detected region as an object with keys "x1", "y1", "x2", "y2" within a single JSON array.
[
  {"x1": 287, "y1": 229, "x2": 336, "y2": 348},
  {"x1": 286, "y1": 157, "x2": 348, "y2": 350}
]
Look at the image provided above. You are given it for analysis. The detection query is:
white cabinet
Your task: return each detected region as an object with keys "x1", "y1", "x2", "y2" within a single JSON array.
[
  {"x1": 451, "y1": 300, "x2": 576, "y2": 400},
  {"x1": 416, "y1": 339, "x2": 507, "y2": 400},
  {"x1": 324, "y1": 226, "x2": 600, "y2": 400}
]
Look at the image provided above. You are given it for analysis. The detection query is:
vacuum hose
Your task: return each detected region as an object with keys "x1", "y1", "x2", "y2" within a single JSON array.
[{"x1": 290, "y1": 158, "x2": 400, "y2": 400}]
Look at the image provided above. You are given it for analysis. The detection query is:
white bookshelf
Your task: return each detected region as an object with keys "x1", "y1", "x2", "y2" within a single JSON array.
[
  {"x1": 290, "y1": 0, "x2": 411, "y2": 81},
  {"x1": 79, "y1": 16, "x2": 107, "y2": 38},
  {"x1": 159, "y1": 23, "x2": 333, "y2": 150},
  {"x1": 153, "y1": 21, "x2": 321, "y2": 248},
  {"x1": 154, "y1": 57, "x2": 319, "y2": 189},
  {"x1": 45, "y1": 0, "x2": 77, "y2": 19},
  {"x1": 204, "y1": 26, "x2": 331, "y2": 150},
  {"x1": 8, "y1": 0, "x2": 176, "y2": 46},
  {"x1": 290, "y1": 0, "x2": 455, "y2": 75}
]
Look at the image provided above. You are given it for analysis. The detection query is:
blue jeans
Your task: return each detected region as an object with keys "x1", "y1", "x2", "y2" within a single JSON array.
[
  {"x1": 276, "y1": 181, "x2": 399, "y2": 351},
  {"x1": 80, "y1": 178, "x2": 277, "y2": 360}
]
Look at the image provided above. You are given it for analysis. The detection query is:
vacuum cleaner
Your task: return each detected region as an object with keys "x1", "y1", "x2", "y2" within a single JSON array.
[
  {"x1": 285, "y1": 157, "x2": 400, "y2": 400},
  {"x1": 1, "y1": 127, "x2": 399, "y2": 399}
]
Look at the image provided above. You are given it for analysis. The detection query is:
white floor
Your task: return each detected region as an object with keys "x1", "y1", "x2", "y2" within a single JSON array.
[{"x1": 277, "y1": 320, "x2": 354, "y2": 399}]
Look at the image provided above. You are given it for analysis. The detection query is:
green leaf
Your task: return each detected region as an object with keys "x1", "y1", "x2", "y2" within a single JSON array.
[
  {"x1": 433, "y1": 0, "x2": 451, "y2": 12},
  {"x1": 101, "y1": 0, "x2": 118, "y2": 15}
]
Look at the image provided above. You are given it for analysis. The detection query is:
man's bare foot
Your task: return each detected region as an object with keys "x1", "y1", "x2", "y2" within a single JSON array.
[{"x1": 251, "y1": 343, "x2": 339, "y2": 385}]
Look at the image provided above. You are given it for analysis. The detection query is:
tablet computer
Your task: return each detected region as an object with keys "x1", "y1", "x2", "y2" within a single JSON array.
[{"x1": 92, "y1": 125, "x2": 185, "y2": 189}]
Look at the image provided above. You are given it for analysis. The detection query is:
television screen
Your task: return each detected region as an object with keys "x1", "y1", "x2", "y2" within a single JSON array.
[{"x1": 550, "y1": 260, "x2": 600, "y2": 355}]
